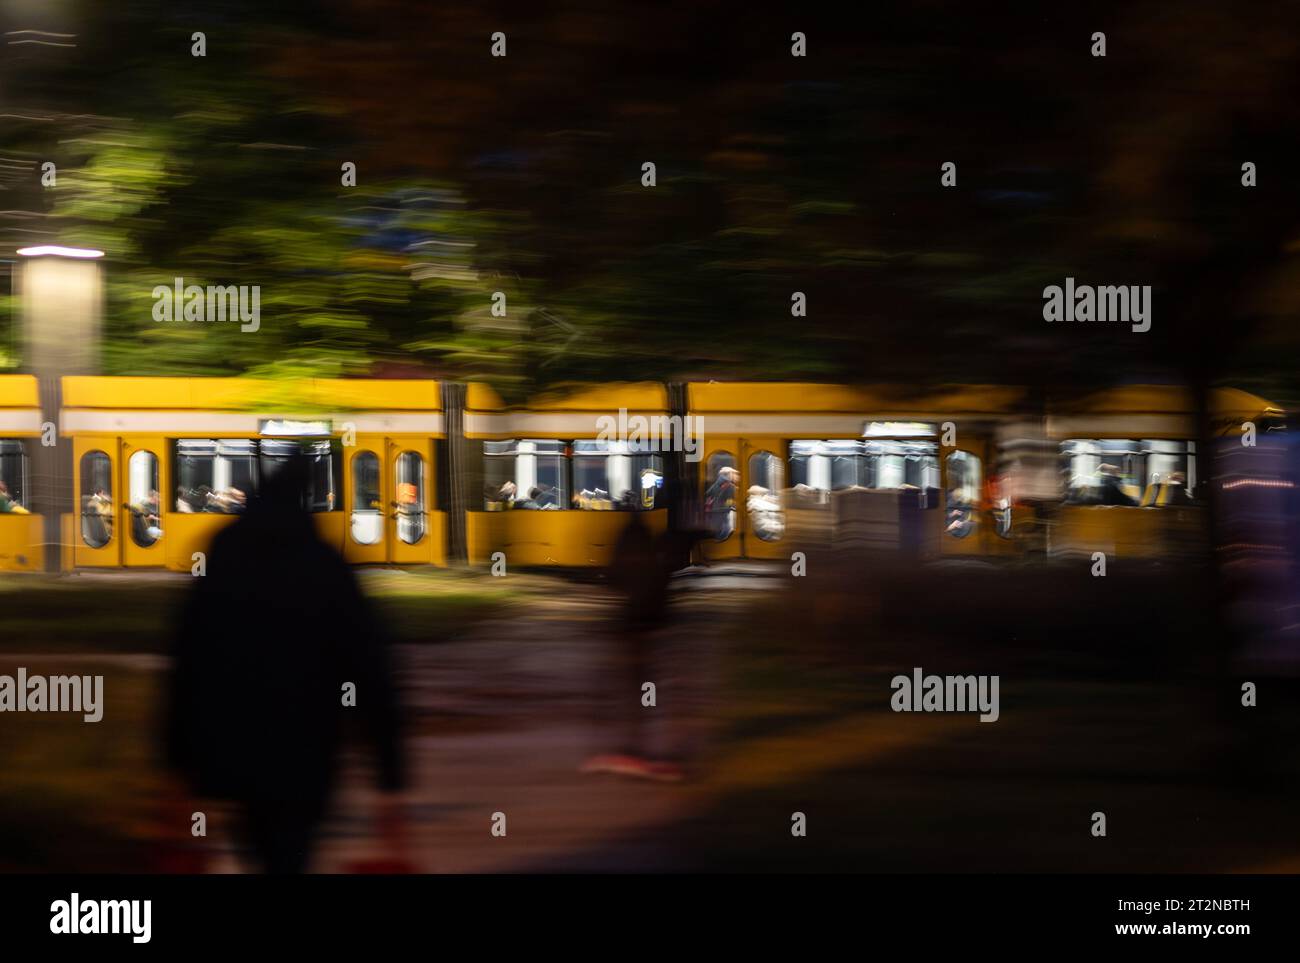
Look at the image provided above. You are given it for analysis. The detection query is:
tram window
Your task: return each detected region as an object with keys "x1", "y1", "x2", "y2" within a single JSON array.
[
  {"x1": 395, "y1": 450, "x2": 425, "y2": 544},
  {"x1": 789, "y1": 440, "x2": 939, "y2": 506},
  {"x1": 483, "y1": 440, "x2": 514, "y2": 509},
  {"x1": 175, "y1": 439, "x2": 255, "y2": 513},
  {"x1": 945, "y1": 451, "x2": 981, "y2": 539},
  {"x1": 704, "y1": 452, "x2": 737, "y2": 540},
  {"x1": 80, "y1": 450, "x2": 113, "y2": 548},
  {"x1": 1146, "y1": 439, "x2": 1196, "y2": 506},
  {"x1": 832, "y1": 447, "x2": 861, "y2": 490},
  {"x1": 261, "y1": 438, "x2": 341, "y2": 513},
  {"x1": 350, "y1": 451, "x2": 382, "y2": 544},
  {"x1": 127, "y1": 450, "x2": 162, "y2": 547},
  {"x1": 482, "y1": 440, "x2": 568, "y2": 510},
  {"x1": 1061, "y1": 439, "x2": 1195, "y2": 507},
  {"x1": 747, "y1": 450, "x2": 784, "y2": 541},
  {"x1": 0, "y1": 440, "x2": 29, "y2": 512},
  {"x1": 574, "y1": 440, "x2": 663, "y2": 510}
]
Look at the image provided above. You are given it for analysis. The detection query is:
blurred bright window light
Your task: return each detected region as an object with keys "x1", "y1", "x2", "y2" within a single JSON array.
[
  {"x1": 16, "y1": 245, "x2": 105, "y2": 258},
  {"x1": 863, "y1": 421, "x2": 936, "y2": 437},
  {"x1": 259, "y1": 419, "x2": 332, "y2": 436}
]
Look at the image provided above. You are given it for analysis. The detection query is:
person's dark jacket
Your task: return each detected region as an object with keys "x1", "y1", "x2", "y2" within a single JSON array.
[{"x1": 165, "y1": 460, "x2": 404, "y2": 804}]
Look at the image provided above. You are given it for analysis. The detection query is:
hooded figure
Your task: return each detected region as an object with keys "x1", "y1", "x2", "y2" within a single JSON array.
[{"x1": 165, "y1": 453, "x2": 405, "y2": 872}]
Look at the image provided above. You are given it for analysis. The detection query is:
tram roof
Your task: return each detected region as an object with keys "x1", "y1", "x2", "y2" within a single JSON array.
[
  {"x1": 61, "y1": 376, "x2": 442, "y2": 411},
  {"x1": 686, "y1": 382, "x2": 1026, "y2": 415},
  {"x1": 466, "y1": 382, "x2": 669, "y2": 412},
  {"x1": 1049, "y1": 385, "x2": 1282, "y2": 419},
  {"x1": 0, "y1": 375, "x2": 39, "y2": 408}
]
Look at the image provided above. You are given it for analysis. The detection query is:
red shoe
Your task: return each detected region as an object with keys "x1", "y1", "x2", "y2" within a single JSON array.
[
  {"x1": 580, "y1": 753, "x2": 639, "y2": 775},
  {"x1": 583, "y1": 754, "x2": 685, "y2": 782}
]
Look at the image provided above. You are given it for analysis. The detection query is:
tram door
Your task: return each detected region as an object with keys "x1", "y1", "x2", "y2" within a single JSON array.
[
  {"x1": 74, "y1": 436, "x2": 169, "y2": 568},
  {"x1": 345, "y1": 436, "x2": 435, "y2": 564}
]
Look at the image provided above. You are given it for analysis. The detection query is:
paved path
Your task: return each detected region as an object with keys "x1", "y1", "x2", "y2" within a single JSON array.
[{"x1": 314, "y1": 576, "x2": 750, "y2": 872}]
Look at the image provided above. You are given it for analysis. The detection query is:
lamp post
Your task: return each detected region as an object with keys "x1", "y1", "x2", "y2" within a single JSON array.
[{"x1": 15, "y1": 244, "x2": 104, "y2": 572}]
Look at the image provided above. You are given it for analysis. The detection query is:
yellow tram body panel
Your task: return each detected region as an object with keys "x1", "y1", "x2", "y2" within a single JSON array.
[
  {"x1": 0, "y1": 375, "x2": 44, "y2": 571},
  {"x1": 465, "y1": 382, "x2": 670, "y2": 568},
  {"x1": 60, "y1": 376, "x2": 446, "y2": 571}
]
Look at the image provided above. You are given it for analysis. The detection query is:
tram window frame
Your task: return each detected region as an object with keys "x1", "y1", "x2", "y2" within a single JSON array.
[
  {"x1": 0, "y1": 439, "x2": 29, "y2": 511},
  {"x1": 788, "y1": 438, "x2": 940, "y2": 507},
  {"x1": 1061, "y1": 439, "x2": 1197, "y2": 508},
  {"x1": 944, "y1": 450, "x2": 981, "y2": 539},
  {"x1": 350, "y1": 449, "x2": 383, "y2": 545},
  {"x1": 746, "y1": 449, "x2": 784, "y2": 542},
  {"x1": 482, "y1": 439, "x2": 569, "y2": 510},
  {"x1": 573, "y1": 439, "x2": 663, "y2": 511},
  {"x1": 127, "y1": 449, "x2": 162, "y2": 547},
  {"x1": 259, "y1": 438, "x2": 343, "y2": 513},
  {"x1": 172, "y1": 438, "x2": 343, "y2": 514},
  {"x1": 174, "y1": 439, "x2": 256, "y2": 514},
  {"x1": 79, "y1": 449, "x2": 114, "y2": 548},
  {"x1": 394, "y1": 449, "x2": 427, "y2": 543}
]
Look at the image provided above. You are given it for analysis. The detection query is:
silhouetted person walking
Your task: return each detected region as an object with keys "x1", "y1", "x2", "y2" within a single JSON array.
[
  {"x1": 582, "y1": 511, "x2": 684, "y2": 781},
  {"x1": 165, "y1": 455, "x2": 405, "y2": 873}
]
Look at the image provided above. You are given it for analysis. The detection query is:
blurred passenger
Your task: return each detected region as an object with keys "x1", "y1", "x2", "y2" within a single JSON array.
[
  {"x1": 395, "y1": 477, "x2": 420, "y2": 541},
  {"x1": 142, "y1": 489, "x2": 163, "y2": 539},
  {"x1": 128, "y1": 489, "x2": 163, "y2": 543},
  {"x1": 0, "y1": 481, "x2": 24, "y2": 513},
  {"x1": 1097, "y1": 464, "x2": 1137, "y2": 506},
  {"x1": 1163, "y1": 471, "x2": 1193, "y2": 507},
  {"x1": 176, "y1": 486, "x2": 196, "y2": 514},
  {"x1": 705, "y1": 465, "x2": 737, "y2": 539},
  {"x1": 207, "y1": 486, "x2": 245, "y2": 513},
  {"x1": 165, "y1": 456, "x2": 406, "y2": 873},
  {"x1": 89, "y1": 486, "x2": 114, "y2": 535},
  {"x1": 575, "y1": 487, "x2": 612, "y2": 510},
  {"x1": 747, "y1": 484, "x2": 784, "y2": 539},
  {"x1": 193, "y1": 484, "x2": 214, "y2": 512}
]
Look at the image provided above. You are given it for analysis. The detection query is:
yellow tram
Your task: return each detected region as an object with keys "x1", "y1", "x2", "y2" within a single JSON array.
[
  {"x1": 0, "y1": 375, "x2": 1283, "y2": 573},
  {"x1": 61, "y1": 376, "x2": 447, "y2": 571}
]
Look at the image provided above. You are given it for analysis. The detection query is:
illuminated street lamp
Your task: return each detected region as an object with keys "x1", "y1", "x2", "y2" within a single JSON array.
[
  {"x1": 15, "y1": 243, "x2": 105, "y2": 571},
  {"x1": 16, "y1": 243, "x2": 104, "y2": 374},
  {"x1": 16, "y1": 245, "x2": 104, "y2": 258}
]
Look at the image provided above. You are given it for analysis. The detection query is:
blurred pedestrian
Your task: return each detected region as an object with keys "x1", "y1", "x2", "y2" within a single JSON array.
[
  {"x1": 582, "y1": 512, "x2": 685, "y2": 781},
  {"x1": 164, "y1": 455, "x2": 408, "y2": 873}
]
